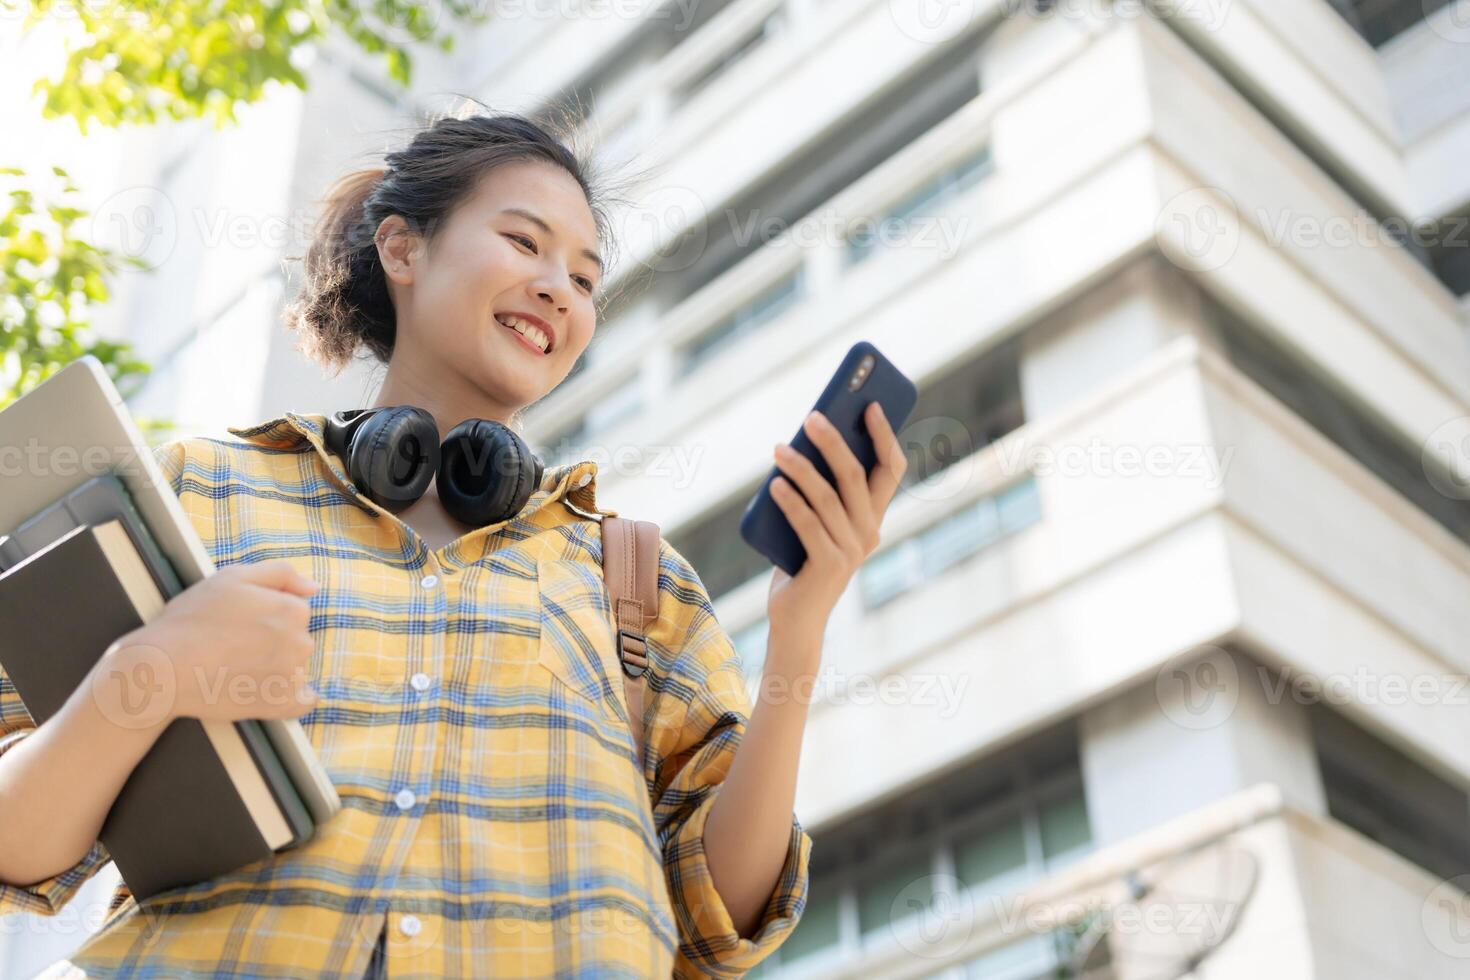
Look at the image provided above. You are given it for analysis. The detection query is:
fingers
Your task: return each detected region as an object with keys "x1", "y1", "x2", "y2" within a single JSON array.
[
  {"x1": 770, "y1": 474, "x2": 841, "y2": 566},
  {"x1": 863, "y1": 402, "x2": 908, "y2": 514},
  {"x1": 232, "y1": 559, "x2": 319, "y2": 597},
  {"x1": 774, "y1": 432, "x2": 864, "y2": 558}
]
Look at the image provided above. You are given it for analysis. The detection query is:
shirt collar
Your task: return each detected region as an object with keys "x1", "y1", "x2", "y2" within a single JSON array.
[{"x1": 226, "y1": 412, "x2": 617, "y2": 522}]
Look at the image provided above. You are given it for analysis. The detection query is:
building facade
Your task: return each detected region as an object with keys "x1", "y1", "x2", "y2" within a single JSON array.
[{"x1": 4, "y1": 0, "x2": 1470, "y2": 977}]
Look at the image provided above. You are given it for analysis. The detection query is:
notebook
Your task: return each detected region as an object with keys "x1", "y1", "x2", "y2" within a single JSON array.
[
  {"x1": 0, "y1": 357, "x2": 339, "y2": 829},
  {"x1": 0, "y1": 520, "x2": 313, "y2": 900},
  {"x1": 0, "y1": 473, "x2": 314, "y2": 853}
]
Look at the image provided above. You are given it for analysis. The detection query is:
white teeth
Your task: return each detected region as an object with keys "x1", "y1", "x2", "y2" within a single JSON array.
[{"x1": 497, "y1": 315, "x2": 550, "y2": 353}]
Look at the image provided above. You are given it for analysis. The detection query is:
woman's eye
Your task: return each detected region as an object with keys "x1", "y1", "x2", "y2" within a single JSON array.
[{"x1": 508, "y1": 233, "x2": 595, "y2": 293}]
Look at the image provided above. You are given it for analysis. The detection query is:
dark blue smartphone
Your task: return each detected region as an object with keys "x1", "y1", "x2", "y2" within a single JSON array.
[{"x1": 739, "y1": 340, "x2": 918, "y2": 576}]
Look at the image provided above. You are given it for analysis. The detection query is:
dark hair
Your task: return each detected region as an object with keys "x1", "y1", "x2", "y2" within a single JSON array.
[{"x1": 284, "y1": 102, "x2": 629, "y2": 375}]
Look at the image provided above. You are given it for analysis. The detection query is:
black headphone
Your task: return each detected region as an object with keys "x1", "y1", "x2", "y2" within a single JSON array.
[{"x1": 323, "y1": 406, "x2": 545, "y2": 527}]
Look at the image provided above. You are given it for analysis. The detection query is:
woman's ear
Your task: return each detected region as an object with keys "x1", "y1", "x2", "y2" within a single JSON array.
[{"x1": 375, "y1": 215, "x2": 422, "y2": 287}]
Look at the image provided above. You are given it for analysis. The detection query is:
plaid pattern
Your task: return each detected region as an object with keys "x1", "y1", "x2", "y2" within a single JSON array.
[{"x1": 0, "y1": 412, "x2": 811, "y2": 978}]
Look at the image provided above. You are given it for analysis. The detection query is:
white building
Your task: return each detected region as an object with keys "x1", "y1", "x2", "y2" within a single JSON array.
[{"x1": 4, "y1": 0, "x2": 1470, "y2": 977}]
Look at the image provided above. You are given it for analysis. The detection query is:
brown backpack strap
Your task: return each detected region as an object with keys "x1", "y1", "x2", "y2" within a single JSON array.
[{"x1": 600, "y1": 516, "x2": 660, "y2": 763}]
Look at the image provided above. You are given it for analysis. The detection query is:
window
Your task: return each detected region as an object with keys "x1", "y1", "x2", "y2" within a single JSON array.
[
  {"x1": 665, "y1": 480, "x2": 771, "y2": 602},
  {"x1": 535, "y1": 373, "x2": 642, "y2": 466},
  {"x1": 845, "y1": 145, "x2": 995, "y2": 268},
  {"x1": 1326, "y1": 0, "x2": 1456, "y2": 47},
  {"x1": 582, "y1": 375, "x2": 643, "y2": 436},
  {"x1": 669, "y1": 330, "x2": 1027, "y2": 609},
  {"x1": 679, "y1": 266, "x2": 807, "y2": 373},
  {"x1": 857, "y1": 846, "x2": 937, "y2": 938},
  {"x1": 778, "y1": 872, "x2": 842, "y2": 964},
  {"x1": 1311, "y1": 703, "x2": 1470, "y2": 881},
  {"x1": 1207, "y1": 297, "x2": 1470, "y2": 548},
  {"x1": 904, "y1": 334, "x2": 1026, "y2": 483},
  {"x1": 539, "y1": 417, "x2": 589, "y2": 468},
  {"x1": 543, "y1": 0, "x2": 741, "y2": 126},
  {"x1": 953, "y1": 813, "x2": 1030, "y2": 894},
  {"x1": 655, "y1": 34, "x2": 983, "y2": 305},
  {"x1": 751, "y1": 722, "x2": 1091, "y2": 974},
  {"x1": 860, "y1": 477, "x2": 1042, "y2": 609},
  {"x1": 673, "y1": 9, "x2": 788, "y2": 107},
  {"x1": 1429, "y1": 206, "x2": 1470, "y2": 298}
]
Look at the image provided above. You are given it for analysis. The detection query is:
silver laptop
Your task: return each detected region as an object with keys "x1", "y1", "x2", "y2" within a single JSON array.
[{"x1": 0, "y1": 356, "x2": 339, "y2": 834}]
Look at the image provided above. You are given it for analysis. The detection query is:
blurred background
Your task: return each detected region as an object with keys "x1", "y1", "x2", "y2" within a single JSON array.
[{"x1": 3, "y1": 0, "x2": 1470, "y2": 977}]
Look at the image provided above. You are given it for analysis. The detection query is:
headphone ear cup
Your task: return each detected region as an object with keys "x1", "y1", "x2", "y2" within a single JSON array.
[
  {"x1": 349, "y1": 406, "x2": 440, "y2": 513},
  {"x1": 438, "y1": 419, "x2": 544, "y2": 527}
]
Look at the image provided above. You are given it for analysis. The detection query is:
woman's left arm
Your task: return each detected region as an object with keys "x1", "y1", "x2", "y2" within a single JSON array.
[{"x1": 705, "y1": 401, "x2": 908, "y2": 938}]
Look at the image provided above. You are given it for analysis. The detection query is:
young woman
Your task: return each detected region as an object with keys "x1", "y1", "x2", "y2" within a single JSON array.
[{"x1": 0, "y1": 112, "x2": 908, "y2": 978}]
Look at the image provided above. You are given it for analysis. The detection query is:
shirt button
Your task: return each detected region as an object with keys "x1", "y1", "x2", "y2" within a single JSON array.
[
  {"x1": 395, "y1": 788, "x2": 417, "y2": 811},
  {"x1": 575, "y1": 472, "x2": 592, "y2": 489},
  {"x1": 400, "y1": 914, "x2": 422, "y2": 938},
  {"x1": 410, "y1": 672, "x2": 432, "y2": 692},
  {"x1": 420, "y1": 574, "x2": 439, "y2": 589}
]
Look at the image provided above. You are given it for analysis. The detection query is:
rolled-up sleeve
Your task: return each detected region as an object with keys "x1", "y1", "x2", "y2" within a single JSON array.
[
  {"x1": 0, "y1": 672, "x2": 113, "y2": 916},
  {"x1": 641, "y1": 539, "x2": 813, "y2": 978},
  {"x1": 151, "y1": 437, "x2": 189, "y2": 495}
]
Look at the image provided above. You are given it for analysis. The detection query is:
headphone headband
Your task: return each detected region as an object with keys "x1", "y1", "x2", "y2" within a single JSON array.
[{"x1": 323, "y1": 406, "x2": 543, "y2": 528}]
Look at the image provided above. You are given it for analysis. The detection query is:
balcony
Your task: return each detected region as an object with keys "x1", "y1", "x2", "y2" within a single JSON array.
[{"x1": 750, "y1": 782, "x2": 1470, "y2": 979}]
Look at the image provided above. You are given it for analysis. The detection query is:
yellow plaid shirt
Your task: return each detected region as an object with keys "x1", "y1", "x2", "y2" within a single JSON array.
[{"x1": 0, "y1": 411, "x2": 811, "y2": 978}]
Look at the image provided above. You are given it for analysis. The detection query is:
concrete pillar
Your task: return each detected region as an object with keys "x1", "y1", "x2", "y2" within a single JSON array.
[
  {"x1": 1079, "y1": 645, "x2": 1328, "y2": 846},
  {"x1": 1019, "y1": 256, "x2": 1215, "y2": 421}
]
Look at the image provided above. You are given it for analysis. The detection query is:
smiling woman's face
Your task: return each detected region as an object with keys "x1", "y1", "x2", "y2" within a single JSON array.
[{"x1": 376, "y1": 159, "x2": 603, "y2": 417}]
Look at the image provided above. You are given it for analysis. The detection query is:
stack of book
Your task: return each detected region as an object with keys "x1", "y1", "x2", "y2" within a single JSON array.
[{"x1": 0, "y1": 361, "x2": 338, "y2": 904}]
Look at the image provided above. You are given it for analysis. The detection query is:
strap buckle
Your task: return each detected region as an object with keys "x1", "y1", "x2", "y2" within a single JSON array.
[{"x1": 617, "y1": 629, "x2": 648, "y2": 678}]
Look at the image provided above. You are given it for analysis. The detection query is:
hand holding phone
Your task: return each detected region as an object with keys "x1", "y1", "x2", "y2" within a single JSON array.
[{"x1": 739, "y1": 341, "x2": 917, "y2": 578}]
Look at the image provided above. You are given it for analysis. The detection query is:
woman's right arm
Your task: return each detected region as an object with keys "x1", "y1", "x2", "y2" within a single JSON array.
[
  {"x1": 0, "y1": 560, "x2": 320, "y2": 900},
  {"x1": 0, "y1": 652, "x2": 174, "y2": 891}
]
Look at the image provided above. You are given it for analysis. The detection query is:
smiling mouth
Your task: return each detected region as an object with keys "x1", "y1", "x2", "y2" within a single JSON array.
[{"x1": 494, "y1": 315, "x2": 552, "y2": 356}]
